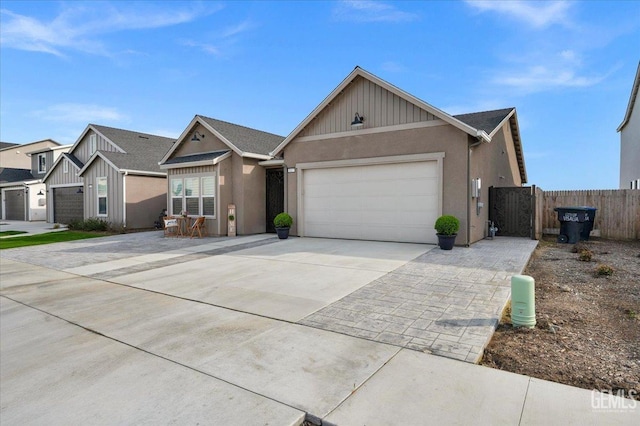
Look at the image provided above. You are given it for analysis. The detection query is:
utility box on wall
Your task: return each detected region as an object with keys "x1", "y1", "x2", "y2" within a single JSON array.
[{"x1": 228, "y1": 204, "x2": 236, "y2": 237}]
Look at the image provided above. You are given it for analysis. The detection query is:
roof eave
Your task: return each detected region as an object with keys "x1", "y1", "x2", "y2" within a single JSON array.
[
  {"x1": 159, "y1": 150, "x2": 232, "y2": 170},
  {"x1": 617, "y1": 62, "x2": 640, "y2": 132}
]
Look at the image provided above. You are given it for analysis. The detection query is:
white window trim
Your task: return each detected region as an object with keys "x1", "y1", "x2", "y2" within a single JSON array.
[
  {"x1": 89, "y1": 134, "x2": 97, "y2": 155},
  {"x1": 170, "y1": 172, "x2": 217, "y2": 218},
  {"x1": 37, "y1": 153, "x2": 46, "y2": 173},
  {"x1": 63, "y1": 159, "x2": 69, "y2": 174},
  {"x1": 96, "y1": 176, "x2": 107, "y2": 217}
]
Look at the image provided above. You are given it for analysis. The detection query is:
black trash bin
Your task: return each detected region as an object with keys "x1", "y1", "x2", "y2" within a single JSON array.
[{"x1": 554, "y1": 207, "x2": 595, "y2": 244}]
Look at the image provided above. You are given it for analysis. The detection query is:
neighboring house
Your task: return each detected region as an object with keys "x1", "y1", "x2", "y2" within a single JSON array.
[
  {"x1": 270, "y1": 66, "x2": 527, "y2": 245},
  {"x1": 159, "y1": 116, "x2": 284, "y2": 236},
  {"x1": 0, "y1": 139, "x2": 60, "y2": 169},
  {"x1": 617, "y1": 61, "x2": 640, "y2": 189},
  {"x1": 43, "y1": 124, "x2": 175, "y2": 228},
  {"x1": 0, "y1": 140, "x2": 65, "y2": 221}
]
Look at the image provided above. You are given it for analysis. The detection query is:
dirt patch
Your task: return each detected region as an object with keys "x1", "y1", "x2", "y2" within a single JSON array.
[{"x1": 482, "y1": 236, "x2": 640, "y2": 400}]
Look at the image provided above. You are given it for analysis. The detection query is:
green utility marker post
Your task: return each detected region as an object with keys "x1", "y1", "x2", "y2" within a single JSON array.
[{"x1": 511, "y1": 275, "x2": 536, "y2": 328}]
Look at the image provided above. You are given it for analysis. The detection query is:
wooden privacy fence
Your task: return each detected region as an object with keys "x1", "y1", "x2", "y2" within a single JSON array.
[{"x1": 540, "y1": 189, "x2": 640, "y2": 240}]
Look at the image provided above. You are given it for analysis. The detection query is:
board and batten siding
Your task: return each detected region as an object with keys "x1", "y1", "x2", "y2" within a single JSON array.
[
  {"x1": 73, "y1": 130, "x2": 121, "y2": 164},
  {"x1": 299, "y1": 76, "x2": 438, "y2": 137},
  {"x1": 83, "y1": 157, "x2": 124, "y2": 225}
]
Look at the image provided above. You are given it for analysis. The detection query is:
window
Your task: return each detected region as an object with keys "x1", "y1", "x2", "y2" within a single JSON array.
[
  {"x1": 170, "y1": 178, "x2": 184, "y2": 215},
  {"x1": 63, "y1": 159, "x2": 69, "y2": 174},
  {"x1": 37, "y1": 153, "x2": 46, "y2": 173},
  {"x1": 89, "y1": 134, "x2": 97, "y2": 155},
  {"x1": 97, "y1": 177, "x2": 107, "y2": 216},
  {"x1": 202, "y1": 176, "x2": 216, "y2": 216},
  {"x1": 170, "y1": 174, "x2": 216, "y2": 217}
]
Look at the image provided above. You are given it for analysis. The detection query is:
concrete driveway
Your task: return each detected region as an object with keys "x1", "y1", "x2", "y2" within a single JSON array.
[{"x1": 2, "y1": 233, "x2": 636, "y2": 425}]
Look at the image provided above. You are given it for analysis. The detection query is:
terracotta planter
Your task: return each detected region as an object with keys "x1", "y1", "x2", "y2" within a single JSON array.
[{"x1": 437, "y1": 234, "x2": 457, "y2": 250}]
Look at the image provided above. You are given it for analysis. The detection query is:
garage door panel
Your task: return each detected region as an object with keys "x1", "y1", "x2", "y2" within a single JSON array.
[
  {"x1": 302, "y1": 161, "x2": 439, "y2": 244},
  {"x1": 53, "y1": 187, "x2": 84, "y2": 224}
]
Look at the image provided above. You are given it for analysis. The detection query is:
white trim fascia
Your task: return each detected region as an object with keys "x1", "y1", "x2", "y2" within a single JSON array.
[
  {"x1": 241, "y1": 152, "x2": 271, "y2": 160},
  {"x1": 295, "y1": 120, "x2": 447, "y2": 143},
  {"x1": 159, "y1": 151, "x2": 232, "y2": 170},
  {"x1": 618, "y1": 61, "x2": 640, "y2": 132},
  {"x1": 77, "y1": 152, "x2": 117, "y2": 176},
  {"x1": 122, "y1": 172, "x2": 127, "y2": 227},
  {"x1": 270, "y1": 66, "x2": 488, "y2": 156},
  {"x1": 296, "y1": 152, "x2": 445, "y2": 170},
  {"x1": 91, "y1": 126, "x2": 126, "y2": 153},
  {"x1": 49, "y1": 183, "x2": 83, "y2": 189},
  {"x1": 296, "y1": 152, "x2": 445, "y2": 238},
  {"x1": 43, "y1": 153, "x2": 82, "y2": 182},
  {"x1": 258, "y1": 159, "x2": 285, "y2": 166},
  {"x1": 487, "y1": 109, "x2": 515, "y2": 139},
  {"x1": 0, "y1": 184, "x2": 25, "y2": 190},
  {"x1": 198, "y1": 119, "x2": 245, "y2": 157},
  {"x1": 119, "y1": 169, "x2": 166, "y2": 177},
  {"x1": 159, "y1": 115, "x2": 201, "y2": 164}
]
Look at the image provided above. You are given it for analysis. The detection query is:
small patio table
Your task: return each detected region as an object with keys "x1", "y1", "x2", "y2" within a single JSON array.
[{"x1": 175, "y1": 216, "x2": 192, "y2": 237}]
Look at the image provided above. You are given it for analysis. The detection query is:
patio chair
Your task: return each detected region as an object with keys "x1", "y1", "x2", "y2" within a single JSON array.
[
  {"x1": 163, "y1": 216, "x2": 179, "y2": 237},
  {"x1": 190, "y1": 216, "x2": 207, "y2": 238}
]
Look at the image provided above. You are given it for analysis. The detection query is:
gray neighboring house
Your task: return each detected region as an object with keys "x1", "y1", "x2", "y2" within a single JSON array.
[
  {"x1": 1, "y1": 140, "x2": 67, "y2": 221},
  {"x1": 43, "y1": 124, "x2": 175, "y2": 228},
  {"x1": 618, "y1": 61, "x2": 640, "y2": 189}
]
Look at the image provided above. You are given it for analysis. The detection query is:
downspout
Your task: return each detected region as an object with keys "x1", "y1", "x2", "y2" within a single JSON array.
[
  {"x1": 122, "y1": 171, "x2": 127, "y2": 229},
  {"x1": 468, "y1": 138, "x2": 483, "y2": 246}
]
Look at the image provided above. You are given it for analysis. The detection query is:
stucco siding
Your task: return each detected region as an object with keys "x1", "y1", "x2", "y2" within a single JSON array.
[
  {"x1": 242, "y1": 157, "x2": 266, "y2": 234},
  {"x1": 125, "y1": 175, "x2": 167, "y2": 229},
  {"x1": 620, "y1": 99, "x2": 640, "y2": 189},
  {"x1": 300, "y1": 76, "x2": 438, "y2": 138},
  {"x1": 0, "y1": 140, "x2": 58, "y2": 169},
  {"x1": 218, "y1": 157, "x2": 233, "y2": 236},
  {"x1": 283, "y1": 124, "x2": 469, "y2": 242}
]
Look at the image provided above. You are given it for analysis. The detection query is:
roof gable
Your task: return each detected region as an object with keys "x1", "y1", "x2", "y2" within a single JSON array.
[
  {"x1": 160, "y1": 115, "x2": 284, "y2": 165},
  {"x1": 618, "y1": 61, "x2": 640, "y2": 132},
  {"x1": 270, "y1": 66, "x2": 490, "y2": 156}
]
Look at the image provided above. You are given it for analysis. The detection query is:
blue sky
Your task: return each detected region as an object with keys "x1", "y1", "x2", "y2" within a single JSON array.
[{"x1": 1, "y1": 1, "x2": 638, "y2": 190}]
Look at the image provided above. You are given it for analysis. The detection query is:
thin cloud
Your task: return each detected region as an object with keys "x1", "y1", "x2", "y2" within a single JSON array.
[
  {"x1": 181, "y1": 39, "x2": 221, "y2": 56},
  {"x1": 380, "y1": 61, "x2": 406, "y2": 73},
  {"x1": 333, "y1": 1, "x2": 419, "y2": 23},
  {"x1": 33, "y1": 103, "x2": 129, "y2": 123},
  {"x1": 0, "y1": 3, "x2": 211, "y2": 57},
  {"x1": 183, "y1": 19, "x2": 254, "y2": 56},
  {"x1": 465, "y1": 0, "x2": 571, "y2": 28}
]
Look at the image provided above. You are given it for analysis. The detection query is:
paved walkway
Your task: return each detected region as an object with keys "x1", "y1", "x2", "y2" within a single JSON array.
[{"x1": 300, "y1": 238, "x2": 539, "y2": 362}]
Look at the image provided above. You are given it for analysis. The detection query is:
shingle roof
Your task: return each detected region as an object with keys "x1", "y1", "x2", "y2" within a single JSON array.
[
  {"x1": 0, "y1": 168, "x2": 34, "y2": 183},
  {"x1": 454, "y1": 108, "x2": 514, "y2": 135},
  {"x1": 0, "y1": 142, "x2": 19, "y2": 150},
  {"x1": 164, "y1": 150, "x2": 230, "y2": 165},
  {"x1": 91, "y1": 124, "x2": 175, "y2": 173},
  {"x1": 197, "y1": 115, "x2": 284, "y2": 155},
  {"x1": 62, "y1": 152, "x2": 84, "y2": 169}
]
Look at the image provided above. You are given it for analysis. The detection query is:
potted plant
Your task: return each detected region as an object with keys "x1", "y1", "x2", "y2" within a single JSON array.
[
  {"x1": 435, "y1": 215, "x2": 459, "y2": 250},
  {"x1": 273, "y1": 212, "x2": 293, "y2": 239}
]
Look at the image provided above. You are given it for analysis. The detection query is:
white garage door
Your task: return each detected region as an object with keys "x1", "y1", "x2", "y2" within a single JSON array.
[{"x1": 302, "y1": 160, "x2": 440, "y2": 244}]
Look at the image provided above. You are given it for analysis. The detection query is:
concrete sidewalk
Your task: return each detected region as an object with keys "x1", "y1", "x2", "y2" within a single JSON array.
[
  {"x1": 0, "y1": 220, "x2": 67, "y2": 237},
  {"x1": 1, "y1": 235, "x2": 638, "y2": 425}
]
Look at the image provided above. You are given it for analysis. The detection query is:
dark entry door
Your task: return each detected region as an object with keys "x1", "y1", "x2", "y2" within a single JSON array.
[{"x1": 265, "y1": 168, "x2": 284, "y2": 233}]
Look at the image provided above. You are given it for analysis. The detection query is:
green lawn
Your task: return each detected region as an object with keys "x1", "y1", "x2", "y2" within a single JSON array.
[
  {"x1": 0, "y1": 231, "x2": 107, "y2": 250},
  {"x1": 0, "y1": 231, "x2": 28, "y2": 237}
]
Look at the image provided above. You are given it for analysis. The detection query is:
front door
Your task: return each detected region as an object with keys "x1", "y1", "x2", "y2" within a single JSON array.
[{"x1": 265, "y1": 168, "x2": 284, "y2": 233}]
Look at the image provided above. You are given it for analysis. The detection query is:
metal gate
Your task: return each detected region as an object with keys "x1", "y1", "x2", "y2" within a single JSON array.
[{"x1": 489, "y1": 186, "x2": 537, "y2": 238}]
